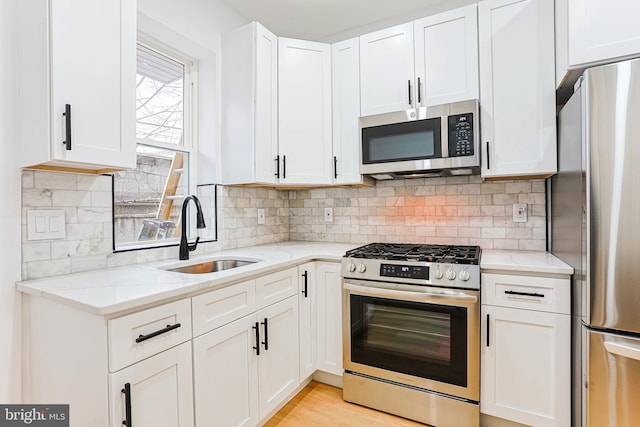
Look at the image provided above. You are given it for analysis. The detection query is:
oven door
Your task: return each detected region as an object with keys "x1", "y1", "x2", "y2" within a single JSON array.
[{"x1": 343, "y1": 280, "x2": 479, "y2": 402}]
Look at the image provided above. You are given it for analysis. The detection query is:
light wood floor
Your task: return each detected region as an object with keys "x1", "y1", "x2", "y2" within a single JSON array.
[{"x1": 264, "y1": 381, "x2": 426, "y2": 427}]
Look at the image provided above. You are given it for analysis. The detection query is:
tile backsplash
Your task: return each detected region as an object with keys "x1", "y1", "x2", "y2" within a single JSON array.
[{"x1": 21, "y1": 170, "x2": 546, "y2": 280}]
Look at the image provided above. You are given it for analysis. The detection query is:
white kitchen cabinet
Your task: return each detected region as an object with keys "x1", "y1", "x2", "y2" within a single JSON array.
[
  {"x1": 278, "y1": 37, "x2": 333, "y2": 185},
  {"x1": 298, "y1": 263, "x2": 317, "y2": 379},
  {"x1": 222, "y1": 22, "x2": 279, "y2": 185},
  {"x1": 331, "y1": 38, "x2": 363, "y2": 185},
  {"x1": 16, "y1": 0, "x2": 136, "y2": 172},
  {"x1": 257, "y1": 295, "x2": 300, "y2": 418},
  {"x1": 256, "y1": 266, "x2": 298, "y2": 309},
  {"x1": 359, "y1": 23, "x2": 415, "y2": 116},
  {"x1": 414, "y1": 4, "x2": 479, "y2": 106},
  {"x1": 315, "y1": 262, "x2": 343, "y2": 376},
  {"x1": 109, "y1": 342, "x2": 194, "y2": 427},
  {"x1": 556, "y1": 0, "x2": 640, "y2": 88},
  {"x1": 478, "y1": 0, "x2": 557, "y2": 180},
  {"x1": 193, "y1": 315, "x2": 259, "y2": 427},
  {"x1": 481, "y1": 273, "x2": 570, "y2": 427}
]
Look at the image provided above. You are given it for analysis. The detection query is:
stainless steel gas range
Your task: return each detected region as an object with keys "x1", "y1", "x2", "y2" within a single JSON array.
[{"x1": 341, "y1": 243, "x2": 480, "y2": 427}]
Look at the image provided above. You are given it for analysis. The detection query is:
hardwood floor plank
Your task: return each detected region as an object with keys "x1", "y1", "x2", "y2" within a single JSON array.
[{"x1": 264, "y1": 381, "x2": 426, "y2": 426}]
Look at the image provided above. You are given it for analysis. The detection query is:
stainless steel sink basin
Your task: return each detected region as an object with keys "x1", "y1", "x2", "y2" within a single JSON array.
[{"x1": 163, "y1": 259, "x2": 258, "y2": 274}]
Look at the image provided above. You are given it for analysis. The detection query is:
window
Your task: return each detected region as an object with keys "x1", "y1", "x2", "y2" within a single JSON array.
[{"x1": 113, "y1": 42, "x2": 200, "y2": 250}]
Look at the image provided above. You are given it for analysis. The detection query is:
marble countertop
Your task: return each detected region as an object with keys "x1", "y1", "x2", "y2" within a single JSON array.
[{"x1": 17, "y1": 242, "x2": 573, "y2": 317}]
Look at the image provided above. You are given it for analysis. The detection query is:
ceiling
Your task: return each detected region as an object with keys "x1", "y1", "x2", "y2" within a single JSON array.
[{"x1": 220, "y1": 0, "x2": 477, "y2": 42}]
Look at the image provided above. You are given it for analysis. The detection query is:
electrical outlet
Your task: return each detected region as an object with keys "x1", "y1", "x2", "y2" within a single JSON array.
[
  {"x1": 513, "y1": 203, "x2": 528, "y2": 223},
  {"x1": 324, "y1": 207, "x2": 333, "y2": 223},
  {"x1": 257, "y1": 209, "x2": 265, "y2": 225}
]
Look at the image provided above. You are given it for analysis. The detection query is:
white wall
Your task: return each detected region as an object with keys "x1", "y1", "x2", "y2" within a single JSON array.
[
  {"x1": 0, "y1": 0, "x2": 24, "y2": 403},
  {"x1": 137, "y1": 0, "x2": 248, "y2": 185}
]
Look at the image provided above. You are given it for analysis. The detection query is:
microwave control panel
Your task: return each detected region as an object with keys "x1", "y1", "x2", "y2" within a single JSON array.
[{"x1": 448, "y1": 113, "x2": 474, "y2": 157}]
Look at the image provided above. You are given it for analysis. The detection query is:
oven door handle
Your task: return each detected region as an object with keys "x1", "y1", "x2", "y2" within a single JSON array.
[{"x1": 343, "y1": 282, "x2": 477, "y2": 304}]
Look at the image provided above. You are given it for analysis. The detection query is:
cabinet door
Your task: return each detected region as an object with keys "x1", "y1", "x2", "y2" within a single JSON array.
[
  {"x1": 481, "y1": 305, "x2": 570, "y2": 426},
  {"x1": 193, "y1": 315, "x2": 259, "y2": 427},
  {"x1": 257, "y1": 295, "x2": 300, "y2": 418},
  {"x1": 332, "y1": 38, "x2": 362, "y2": 185},
  {"x1": 360, "y1": 23, "x2": 415, "y2": 116},
  {"x1": 298, "y1": 263, "x2": 317, "y2": 380},
  {"x1": 479, "y1": 0, "x2": 556, "y2": 179},
  {"x1": 109, "y1": 342, "x2": 194, "y2": 427},
  {"x1": 50, "y1": 0, "x2": 135, "y2": 169},
  {"x1": 316, "y1": 262, "x2": 343, "y2": 376},
  {"x1": 278, "y1": 38, "x2": 332, "y2": 185},
  {"x1": 414, "y1": 4, "x2": 479, "y2": 106},
  {"x1": 568, "y1": 0, "x2": 640, "y2": 67},
  {"x1": 256, "y1": 267, "x2": 298, "y2": 309}
]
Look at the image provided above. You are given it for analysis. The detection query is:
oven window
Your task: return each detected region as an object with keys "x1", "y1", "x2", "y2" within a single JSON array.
[
  {"x1": 361, "y1": 118, "x2": 442, "y2": 164},
  {"x1": 350, "y1": 295, "x2": 467, "y2": 387}
]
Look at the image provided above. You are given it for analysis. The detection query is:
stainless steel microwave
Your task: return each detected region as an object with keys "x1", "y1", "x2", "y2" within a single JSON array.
[{"x1": 360, "y1": 99, "x2": 480, "y2": 179}]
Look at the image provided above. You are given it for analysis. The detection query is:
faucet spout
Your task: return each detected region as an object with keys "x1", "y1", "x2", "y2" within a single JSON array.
[{"x1": 179, "y1": 195, "x2": 206, "y2": 260}]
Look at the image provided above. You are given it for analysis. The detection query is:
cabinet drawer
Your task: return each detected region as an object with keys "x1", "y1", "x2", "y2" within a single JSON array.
[
  {"x1": 192, "y1": 280, "x2": 257, "y2": 337},
  {"x1": 482, "y1": 273, "x2": 570, "y2": 314},
  {"x1": 109, "y1": 299, "x2": 192, "y2": 372},
  {"x1": 256, "y1": 267, "x2": 298, "y2": 309}
]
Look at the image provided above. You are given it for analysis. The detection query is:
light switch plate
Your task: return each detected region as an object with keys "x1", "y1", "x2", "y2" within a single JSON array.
[
  {"x1": 513, "y1": 203, "x2": 528, "y2": 223},
  {"x1": 27, "y1": 209, "x2": 66, "y2": 240}
]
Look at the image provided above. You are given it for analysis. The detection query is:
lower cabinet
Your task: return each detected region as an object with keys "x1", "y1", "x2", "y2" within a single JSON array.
[
  {"x1": 481, "y1": 273, "x2": 571, "y2": 427},
  {"x1": 193, "y1": 295, "x2": 299, "y2": 426},
  {"x1": 315, "y1": 262, "x2": 343, "y2": 375},
  {"x1": 109, "y1": 342, "x2": 194, "y2": 427},
  {"x1": 298, "y1": 263, "x2": 317, "y2": 379}
]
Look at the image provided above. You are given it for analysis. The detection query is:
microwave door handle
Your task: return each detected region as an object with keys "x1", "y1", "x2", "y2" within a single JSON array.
[
  {"x1": 441, "y1": 115, "x2": 449, "y2": 157},
  {"x1": 604, "y1": 341, "x2": 640, "y2": 361},
  {"x1": 343, "y1": 282, "x2": 477, "y2": 304}
]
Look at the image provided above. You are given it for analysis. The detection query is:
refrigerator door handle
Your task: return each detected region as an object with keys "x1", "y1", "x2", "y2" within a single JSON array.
[{"x1": 604, "y1": 341, "x2": 640, "y2": 361}]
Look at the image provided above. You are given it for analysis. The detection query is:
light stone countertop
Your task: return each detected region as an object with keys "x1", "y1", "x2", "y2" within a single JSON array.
[
  {"x1": 17, "y1": 242, "x2": 573, "y2": 317},
  {"x1": 481, "y1": 249, "x2": 573, "y2": 276}
]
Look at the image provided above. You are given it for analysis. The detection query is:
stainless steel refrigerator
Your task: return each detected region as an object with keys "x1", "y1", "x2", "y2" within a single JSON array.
[{"x1": 550, "y1": 58, "x2": 640, "y2": 427}]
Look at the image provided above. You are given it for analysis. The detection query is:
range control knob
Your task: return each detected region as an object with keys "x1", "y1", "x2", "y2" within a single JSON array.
[
  {"x1": 459, "y1": 269, "x2": 470, "y2": 282},
  {"x1": 357, "y1": 263, "x2": 367, "y2": 273},
  {"x1": 445, "y1": 268, "x2": 456, "y2": 280},
  {"x1": 433, "y1": 267, "x2": 443, "y2": 280},
  {"x1": 348, "y1": 262, "x2": 356, "y2": 272}
]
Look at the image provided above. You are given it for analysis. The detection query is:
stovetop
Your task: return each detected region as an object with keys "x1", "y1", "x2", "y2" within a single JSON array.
[{"x1": 344, "y1": 243, "x2": 481, "y2": 265}]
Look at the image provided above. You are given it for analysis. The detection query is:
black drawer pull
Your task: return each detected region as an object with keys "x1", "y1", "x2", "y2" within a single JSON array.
[
  {"x1": 302, "y1": 271, "x2": 308, "y2": 298},
  {"x1": 252, "y1": 322, "x2": 260, "y2": 356},
  {"x1": 275, "y1": 156, "x2": 280, "y2": 178},
  {"x1": 135, "y1": 323, "x2": 181, "y2": 343},
  {"x1": 121, "y1": 382, "x2": 132, "y2": 426},
  {"x1": 63, "y1": 104, "x2": 72, "y2": 150},
  {"x1": 504, "y1": 290, "x2": 544, "y2": 298},
  {"x1": 486, "y1": 314, "x2": 490, "y2": 347}
]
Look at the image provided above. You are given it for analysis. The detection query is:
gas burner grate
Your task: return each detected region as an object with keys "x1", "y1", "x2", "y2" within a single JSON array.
[{"x1": 345, "y1": 243, "x2": 481, "y2": 265}]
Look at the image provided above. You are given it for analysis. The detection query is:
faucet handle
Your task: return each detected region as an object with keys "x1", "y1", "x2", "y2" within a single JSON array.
[{"x1": 188, "y1": 236, "x2": 200, "y2": 252}]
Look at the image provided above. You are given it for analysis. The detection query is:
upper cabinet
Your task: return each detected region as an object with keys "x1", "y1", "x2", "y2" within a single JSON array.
[
  {"x1": 360, "y1": 23, "x2": 416, "y2": 116},
  {"x1": 556, "y1": 0, "x2": 640, "y2": 88},
  {"x1": 479, "y1": 0, "x2": 557, "y2": 180},
  {"x1": 332, "y1": 38, "x2": 363, "y2": 185},
  {"x1": 17, "y1": 0, "x2": 136, "y2": 172},
  {"x1": 278, "y1": 38, "x2": 333, "y2": 186},
  {"x1": 414, "y1": 4, "x2": 479, "y2": 106},
  {"x1": 222, "y1": 22, "x2": 279, "y2": 186},
  {"x1": 359, "y1": 6, "x2": 479, "y2": 116}
]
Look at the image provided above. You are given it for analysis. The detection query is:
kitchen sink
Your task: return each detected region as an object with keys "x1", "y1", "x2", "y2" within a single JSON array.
[{"x1": 162, "y1": 258, "x2": 259, "y2": 274}]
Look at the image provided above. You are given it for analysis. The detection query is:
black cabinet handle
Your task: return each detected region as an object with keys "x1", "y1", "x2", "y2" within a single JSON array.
[
  {"x1": 275, "y1": 156, "x2": 280, "y2": 179},
  {"x1": 504, "y1": 290, "x2": 545, "y2": 298},
  {"x1": 63, "y1": 104, "x2": 72, "y2": 150},
  {"x1": 417, "y1": 78, "x2": 422, "y2": 104},
  {"x1": 486, "y1": 314, "x2": 490, "y2": 347},
  {"x1": 302, "y1": 271, "x2": 308, "y2": 298},
  {"x1": 486, "y1": 141, "x2": 490, "y2": 169},
  {"x1": 282, "y1": 155, "x2": 286, "y2": 179},
  {"x1": 252, "y1": 321, "x2": 260, "y2": 356},
  {"x1": 261, "y1": 317, "x2": 269, "y2": 350},
  {"x1": 135, "y1": 323, "x2": 181, "y2": 343},
  {"x1": 121, "y1": 382, "x2": 132, "y2": 427},
  {"x1": 334, "y1": 156, "x2": 338, "y2": 180},
  {"x1": 407, "y1": 80, "x2": 412, "y2": 106}
]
